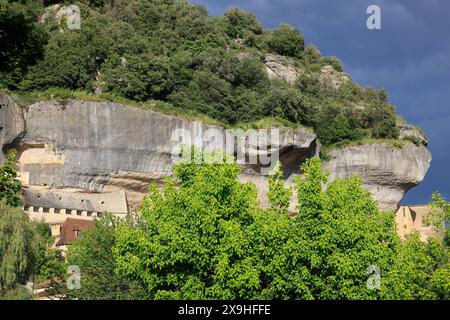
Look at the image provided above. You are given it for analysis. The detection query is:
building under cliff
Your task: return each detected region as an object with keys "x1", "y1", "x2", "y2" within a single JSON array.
[
  {"x1": 0, "y1": 92, "x2": 432, "y2": 212},
  {"x1": 396, "y1": 204, "x2": 444, "y2": 242},
  {"x1": 22, "y1": 188, "x2": 129, "y2": 248}
]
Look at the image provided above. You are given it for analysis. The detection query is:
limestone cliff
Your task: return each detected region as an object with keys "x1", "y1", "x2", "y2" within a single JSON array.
[
  {"x1": 0, "y1": 93, "x2": 318, "y2": 208},
  {"x1": 264, "y1": 53, "x2": 351, "y2": 89},
  {"x1": 0, "y1": 92, "x2": 431, "y2": 211},
  {"x1": 323, "y1": 142, "x2": 431, "y2": 211}
]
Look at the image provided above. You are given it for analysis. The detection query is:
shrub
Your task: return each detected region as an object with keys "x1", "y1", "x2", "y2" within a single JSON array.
[
  {"x1": 232, "y1": 57, "x2": 267, "y2": 88},
  {"x1": 315, "y1": 108, "x2": 365, "y2": 146},
  {"x1": 0, "y1": 0, "x2": 48, "y2": 89},
  {"x1": 402, "y1": 136, "x2": 422, "y2": 147},
  {"x1": 267, "y1": 24, "x2": 305, "y2": 58},
  {"x1": 320, "y1": 56, "x2": 344, "y2": 72},
  {"x1": 4, "y1": 0, "x2": 406, "y2": 148},
  {"x1": 372, "y1": 118, "x2": 400, "y2": 139},
  {"x1": 0, "y1": 201, "x2": 40, "y2": 299},
  {"x1": 303, "y1": 45, "x2": 322, "y2": 65},
  {"x1": 224, "y1": 8, "x2": 263, "y2": 38}
]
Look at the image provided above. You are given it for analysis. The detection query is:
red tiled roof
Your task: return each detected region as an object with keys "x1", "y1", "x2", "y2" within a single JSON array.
[
  {"x1": 56, "y1": 218, "x2": 94, "y2": 246},
  {"x1": 35, "y1": 277, "x2": 63, "y2": 290}
]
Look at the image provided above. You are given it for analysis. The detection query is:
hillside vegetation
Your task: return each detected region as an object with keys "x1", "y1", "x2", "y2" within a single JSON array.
[{"x1": 0, "y1": 0, "x2": 399, "y2": 146}]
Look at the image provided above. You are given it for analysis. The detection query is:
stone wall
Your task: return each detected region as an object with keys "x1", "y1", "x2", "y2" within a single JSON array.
[{"x1": 396, "y1": 205, "x2": 443, "y2": 241}]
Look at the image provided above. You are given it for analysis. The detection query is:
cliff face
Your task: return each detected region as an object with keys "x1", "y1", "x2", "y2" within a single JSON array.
[
  {"x1": 0, "y1": 93, "x2": 431, "y2": 211},
  {"x1": 0, "y1": 93, "x2": 318, "y2": 208},
  {"x1": 0, "y1": 93, "x2": 25, "y2": 163},
  {"x1": 323, "y1": 143, "x2": 432, "y2": 211},
  {"x1": 263, "y1": 53, "x2": 351, "y2": 89}
]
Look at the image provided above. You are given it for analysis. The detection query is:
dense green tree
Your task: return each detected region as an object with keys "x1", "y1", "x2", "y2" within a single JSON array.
[
  {"x1": 2, "y1": 0, "x2": 402, "y2": 147},
  {"x1": 35, "y1": 249, "x2": 66, "y2": 282},
  {"x1": 103, "y1": 53, "x2": 174, "y2": 101},
  {"x1": 114, "y1": 150, "x2": 269, "y2": 299},
  {"x1": 267, "y1": 24, "x2": 305, "y2": 58},
  {"x1": 0, "y1": 150, "x2": 22, "y2": 207},
  {"x1": 262, "y1": 83, "x2": 309, "y2": 123},
  {"x1": 315, "y1": 107, "x2": 365, "y2": 146},
  {"x1": 34, "y1": 223, "x2": 66, "y2": 283},
  {"x1": 66, "y1": 214, "x2": 149, "y2": 300},
  {"x1": 233, "y1": 87, "x2": 264, "y2": 123},
  {"x1": 21, "y1": 15, "x2": 109, "y2": 91},
  {"x1": 0, "y1": 201, "x2": 39, "y2": 299},
  {"x1": 287, "y1": 158, "x2": 399, "y2": 299},
  {"x1": 0, "y1": 0, "x2": 47, "y2": 89},
  {"x1": 381, "y1": 235, "x2": 448, "y2": 299},
  {"x1": 223, "y1": 7, "x2": 262, "y2": 38},
  {"x1": 112, "y1": 151, "x2": 422, "y2": 300},
  {"x1": 380, "y1": 193, "x2": 450, "y2": 300},
  {"x1": 429, "y1": 262, "x2": 450, "y2": 299},
  {"x1": 366, "y1": 105, "x2": 400, "y2": 139},
  {"x1": 232, "y1": 57, "x2": 267, "y2": 89},
  {"x1": 169, "y1": 70, "x2": 236, "y2": 123}
]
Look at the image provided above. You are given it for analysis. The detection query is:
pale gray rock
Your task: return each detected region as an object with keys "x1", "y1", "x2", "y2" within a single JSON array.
[
  {"x1": 263, "y1": 54, "x2": 350, "y2": 90},
  {"x1": 318, "y1": 65, "x2": 351, "y2": 90},
  {"x1": 264, "y1": 53, "x2": 301, "y2": 85},
  {"x1": 0, "y1": 93, "x2": 318, "y2": 209},
  {"x1": 323, "y1": 142, "x2": 432, "y2": 211},
  {"x1": 0, "y1": 92, "x2": 432, "y2": 211},
  {"x1": 399, "y1": 124, "x2": 428, "y2": 146},
  {"x1": 0, "y1": 93, "x2": 25, "y2": 162}
]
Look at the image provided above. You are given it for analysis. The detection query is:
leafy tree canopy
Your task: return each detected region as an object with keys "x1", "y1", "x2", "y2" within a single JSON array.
[
  {"x1": 0, "y1": 150, "x2": 22, "y2": 207},
  {"x1": 67, "y1": 214, "x2": 149, "y2": 300},
  {"x1": 110, "y1": 150, "x2": 448, "y2": 300},
  {"x1": 0, "y1": 201, "x2": 39, "y2": 299}
]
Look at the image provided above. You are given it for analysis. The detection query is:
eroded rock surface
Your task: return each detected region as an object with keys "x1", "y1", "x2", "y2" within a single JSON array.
[
  {"x1": 323, "y1": 142, "x2": 432, "y2": 211},
  {"x1": 399, "y1": 124, "x2": 428, "y2": 146},
  {"x1": 0, "y1": 93, "x2": 318, "y2": 209},
  {"x1": 0, "y1": 93, "x2": 432, "y2": 211},
  {"x1": 264, "y1": 54, "x2": 301, "y2": 85},
  {"x1": 263, "y1": 54, "x2": 350, "y2": 89},
  {"x1": 0, "y1": 93, "x2": 25, "y2": 162}
]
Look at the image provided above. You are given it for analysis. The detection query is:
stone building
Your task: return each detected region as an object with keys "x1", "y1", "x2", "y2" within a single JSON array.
[
  {"x1": 396, "y1": 205, "x2": 444, "y2": 242},
  {"x1": 22, "y1": 188, "x2": 129, "y2": 239},
  {"x1": 55, "y1": 217, "x2": 94, "y2": 253}
]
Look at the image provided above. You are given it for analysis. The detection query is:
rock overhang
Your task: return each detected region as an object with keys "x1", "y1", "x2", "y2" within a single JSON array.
[{"x1": 0, "y1": 92, "x2": 432, "y2": 211}]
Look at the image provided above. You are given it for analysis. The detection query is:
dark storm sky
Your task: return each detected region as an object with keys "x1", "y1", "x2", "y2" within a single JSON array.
[{"x1": 191, "y1": 0, "x2": 450, "y2": 205}]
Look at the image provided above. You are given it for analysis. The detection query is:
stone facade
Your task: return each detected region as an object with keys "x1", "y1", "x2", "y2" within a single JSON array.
[
  {"x1": 23, "y1": 188, "x2": 128, "y2": 221},
  {"x1": 396, "y1": 205, "x2": 443, "y2": 241},
  {"x1": 22, "y1": 188, "x2": 129, "y2": 244}
]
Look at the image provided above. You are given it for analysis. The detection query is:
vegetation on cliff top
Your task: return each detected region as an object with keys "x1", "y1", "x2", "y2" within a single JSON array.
[{"x1": 0, "y1": 0, "x2": 400, "y2": 146}]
